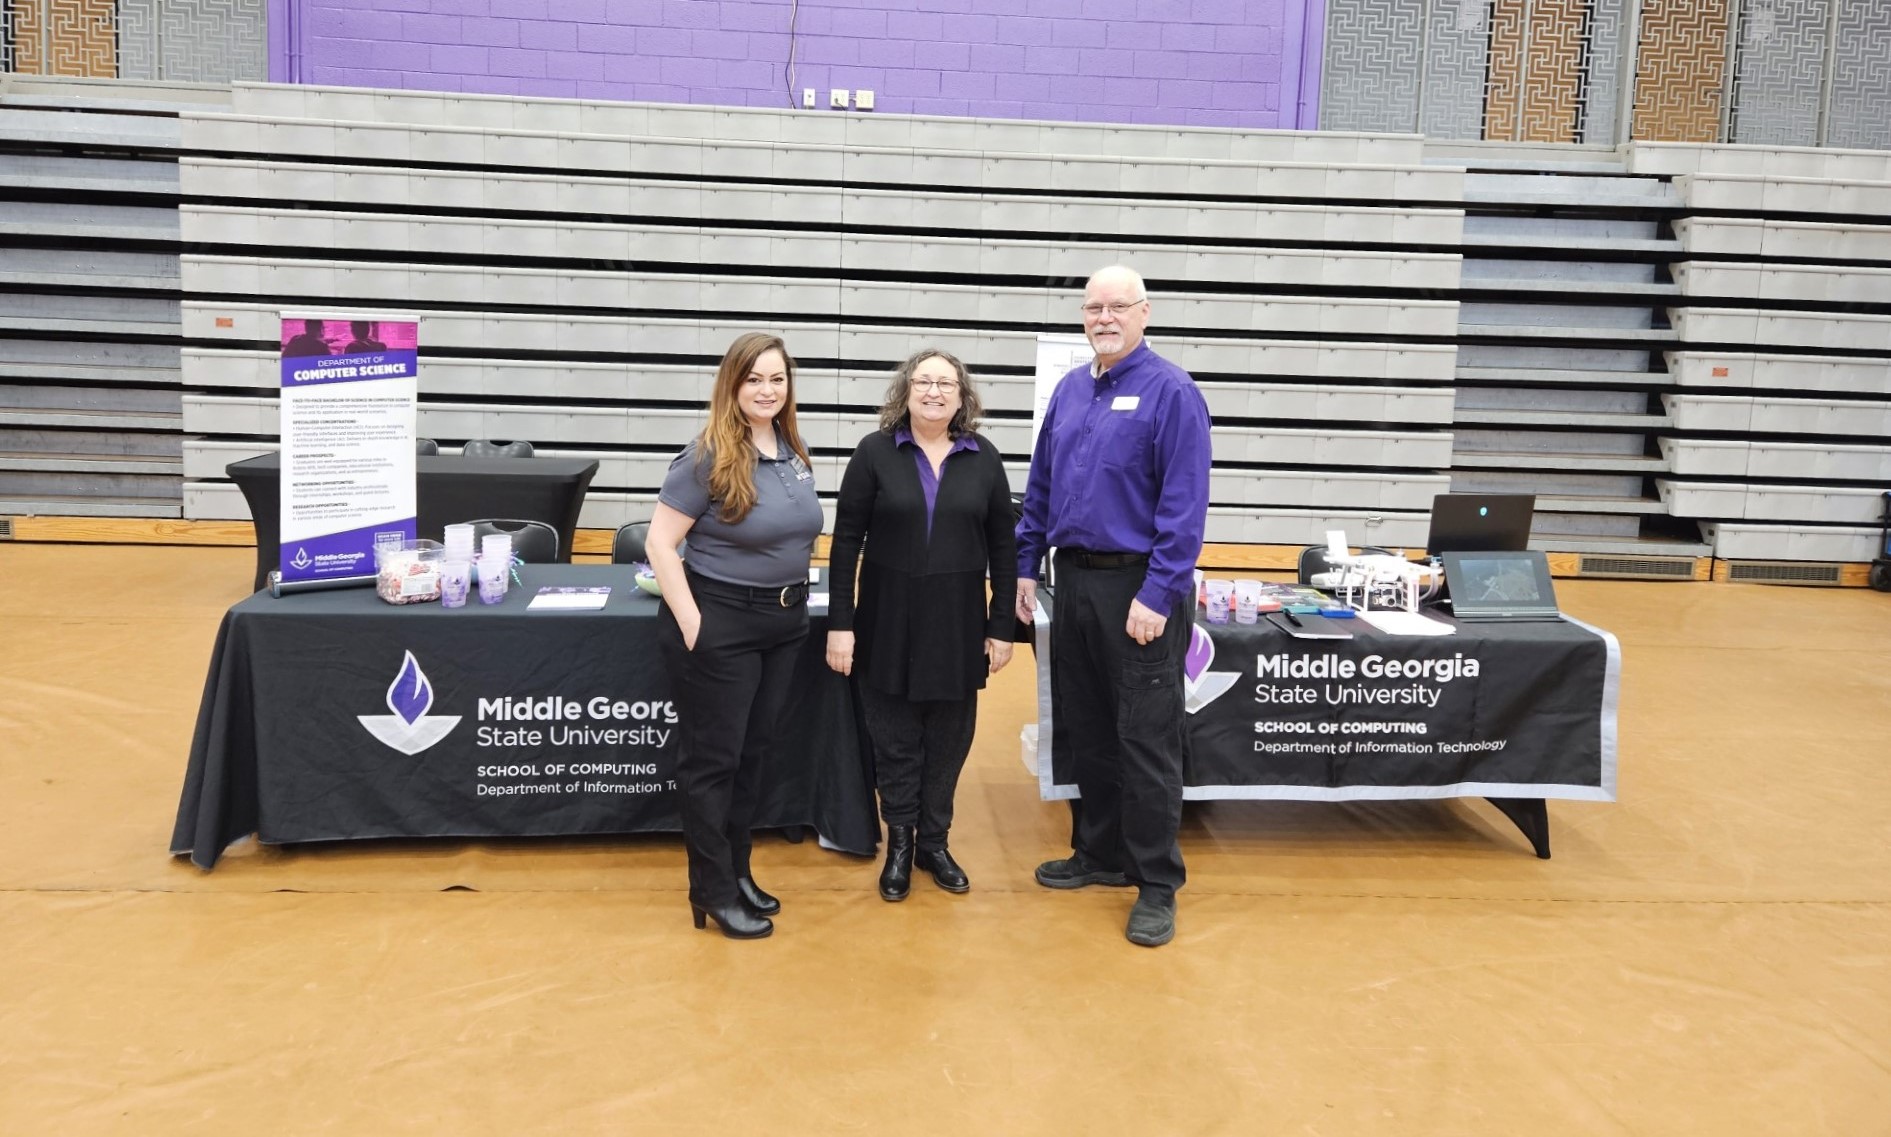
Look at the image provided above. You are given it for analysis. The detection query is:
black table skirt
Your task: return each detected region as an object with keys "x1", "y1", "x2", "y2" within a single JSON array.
[
  {"x1": 1028, "y1": 599, "x2": 1620, "y2": 803},
  {"x1": 172, "y1": 564, "x2": 880, "y2": 868},
  {"x1": 229, "y1": 452, "x2": 599, "y2": 591}
]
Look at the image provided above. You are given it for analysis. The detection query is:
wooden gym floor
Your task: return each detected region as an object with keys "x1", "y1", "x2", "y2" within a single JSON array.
[{"x1": 1, "y1": 543, "x2": 1887, "y2": 1135}]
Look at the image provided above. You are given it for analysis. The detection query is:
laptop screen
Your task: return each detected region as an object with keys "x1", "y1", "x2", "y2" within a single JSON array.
[{"x1": 1426, "y1": 493, "x2": 1535, "y2": 555}]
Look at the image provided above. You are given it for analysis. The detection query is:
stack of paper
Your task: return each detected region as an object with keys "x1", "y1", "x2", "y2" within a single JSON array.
[{"x1": 1356, "y1": 609, "x2": 1456, "y2": 636}]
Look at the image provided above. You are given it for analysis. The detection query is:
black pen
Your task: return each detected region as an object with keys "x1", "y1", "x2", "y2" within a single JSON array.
[{"x1": 1281, "y1": 610, "x2": 1303, "y2": 628}]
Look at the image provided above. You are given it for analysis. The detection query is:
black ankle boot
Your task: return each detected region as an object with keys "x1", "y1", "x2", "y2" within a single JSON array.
[
  {"x1": 735, "y1": 876, "x2": 780, "y2": 916},
  {"x1": 916, "y1": 846, "x2": 969, "y2": 893},
  {"x1": 879, "y1": 825, "x2": 914, "y2": 902},
  {"x1": 691, "y1": 901, "x2": 773, "y2": 939}
]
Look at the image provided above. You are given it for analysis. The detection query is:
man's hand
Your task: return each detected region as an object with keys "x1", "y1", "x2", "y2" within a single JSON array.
[
  {"x1": 1125, "y1": 598, "x2": 1166, "y2": 645},
  {"x1": 986, "y1": 638, "x2": 1013, "y2": 674},
  {"x1": 1015, "y1": 578, "x2": 1039, "y2": 625}
]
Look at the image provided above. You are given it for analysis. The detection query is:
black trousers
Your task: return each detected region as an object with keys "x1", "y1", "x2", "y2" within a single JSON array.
[
  {"x1": 657, "y1": 572, "x2": 808, "y2": 908},
  {"x1": 857, "y1": 684, "x2": 977, "y2": 852},
  {"x1": 1051, "y1": 552, "x2": 1189, "y2": 901}
]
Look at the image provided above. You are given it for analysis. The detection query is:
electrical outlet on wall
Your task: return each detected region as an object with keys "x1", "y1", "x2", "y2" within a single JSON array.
[
  {"x1": 854, "y1": 89, "x2": 874, "y2": 111},
  {"x1": 802, "y1": 88, "x2": 816, "y2": 109},
  {"x1": 830, "y1": 88, "x2": 849, "y2": 109}
]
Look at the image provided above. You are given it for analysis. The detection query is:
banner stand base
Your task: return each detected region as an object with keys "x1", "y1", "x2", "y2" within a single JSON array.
[{"x1": 269, "y1": 570, "x2": 378, "y2": 598}]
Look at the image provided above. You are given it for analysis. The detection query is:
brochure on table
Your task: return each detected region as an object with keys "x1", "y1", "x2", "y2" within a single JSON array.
[{"x1": 277, "y1": 313, "x2": 421, "y2": 585}]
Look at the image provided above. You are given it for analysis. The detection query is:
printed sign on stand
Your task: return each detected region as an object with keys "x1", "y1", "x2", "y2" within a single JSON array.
[
  {"x1": 277, "y1": 315, "x2": 421, "y2": 585},
  {"x1": 1030, "y1": 333, "x2": 1094, "y2": 454}
]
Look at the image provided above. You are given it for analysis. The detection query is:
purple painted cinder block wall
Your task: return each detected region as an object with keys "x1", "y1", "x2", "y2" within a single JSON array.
[{"x1": 269, "y1": 0, "x2": 1325, "y2": 130}]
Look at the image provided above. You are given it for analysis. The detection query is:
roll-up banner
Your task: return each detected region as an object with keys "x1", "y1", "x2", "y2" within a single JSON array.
[
  {"x1": 1030, "y1": 333, "x2": 1093, "y2": 453},
  {"x1": 277, "y1": 314, "x2": 421, "y2": 588}
]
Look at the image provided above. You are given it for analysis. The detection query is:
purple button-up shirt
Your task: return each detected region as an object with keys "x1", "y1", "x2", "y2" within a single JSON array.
[
  {"x1": 1015, "y1": 339, "x2": 1212, "y2": 613},
  {"x1": 894, "y1": 425, "x2": 980, "y2": 535}
]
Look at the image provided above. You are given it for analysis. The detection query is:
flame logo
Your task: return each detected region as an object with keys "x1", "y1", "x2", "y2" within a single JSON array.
[
  {"x1": 358, "y1": 651, "x2": 460, "y2": 754},
  {"x1": 291, "y1": 547, "x2": 312, "y2": 570},
  {"x1": 1185, "y1": 623, "x2": 1214, "y2": 683},
  {"x1": 1183, "y1": 622, "x2": 1239, "y2": 715},
  {"x1": 387, "y1": 650, "x2": 433, "y2": 725}
]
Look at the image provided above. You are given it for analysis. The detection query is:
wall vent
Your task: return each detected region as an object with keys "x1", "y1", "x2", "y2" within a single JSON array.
[
  {"x1": 0, "y1": 518, "x2": 13, "y2": 540},
  {"x1": 1576, "y1": 555, "x2": 1695, "y2": 580},
  {"x1": 1724, "y1": 561, "x2": 1845, "y2": 587}
]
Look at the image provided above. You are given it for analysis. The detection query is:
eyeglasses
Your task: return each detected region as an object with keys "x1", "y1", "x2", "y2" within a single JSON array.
[
  {"x1": 1081, "y1": 298, "x2": 1146, "y2": 318},
  {"x1": 913, "y1": 378, "x2": 961, "y2": 394}
]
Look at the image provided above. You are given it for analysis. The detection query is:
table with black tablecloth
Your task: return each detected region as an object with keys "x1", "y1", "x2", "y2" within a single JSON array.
[
  {"x1": 228, "y1": 452, "x2": 599, "y2": 591},
  {"x1": 1028, "y1": 601, "x2": 1620, "y2": 857},
  {"x1": 172, "y1": 564, "x2": 878, "y2": 869}
]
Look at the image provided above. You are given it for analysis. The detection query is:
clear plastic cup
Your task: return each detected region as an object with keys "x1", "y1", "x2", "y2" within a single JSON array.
[
  {"x1": 1204, "y1": 580, "x2": 1233, "y2": 624},
  {"x1": 442, "y1": 523, "x2": 476, "y2": 561},
  {"x1": 1233, "y1": 580, "x2": 1262, "y2": 624},
  {"x1": 477, "y1": 555, "x2": 509, "y2": 604},
  {"x1": 439, "y1": 560, "x2": 471, "y2": 608}
]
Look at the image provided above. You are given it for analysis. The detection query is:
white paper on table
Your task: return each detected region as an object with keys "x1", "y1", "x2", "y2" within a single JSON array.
[
  {"x1": 526, "y1": 586, "x2": 611, "y2": 610},
  {"x1": 1356, "y1": 609, "x2": 1456, "y2": 636}
]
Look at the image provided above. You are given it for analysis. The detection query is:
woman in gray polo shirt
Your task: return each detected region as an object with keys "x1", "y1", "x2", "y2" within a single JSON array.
[{"x1": 645, "y1": 332, "x2": 824, "y2": 940}]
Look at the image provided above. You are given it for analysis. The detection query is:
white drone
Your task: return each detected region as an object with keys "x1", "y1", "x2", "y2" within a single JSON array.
[{"x1": 1308, "y1": 530, "x2": 1443, "y2": 613}]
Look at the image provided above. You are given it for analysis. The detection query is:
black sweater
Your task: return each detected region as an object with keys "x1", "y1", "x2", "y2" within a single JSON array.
[{"x1": 827, "y1": 429, "x2": 1018, "y2": 701}]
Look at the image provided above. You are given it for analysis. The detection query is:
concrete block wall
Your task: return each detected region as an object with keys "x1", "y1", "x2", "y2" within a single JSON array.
[{"x1": 269, "y1": 0, "x2": 1323, "y2": 129}]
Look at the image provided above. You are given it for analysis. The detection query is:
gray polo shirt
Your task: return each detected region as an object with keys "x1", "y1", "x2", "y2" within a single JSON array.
[{"x1": 659, "y1": 437, "x2": 823, "y2": 588}]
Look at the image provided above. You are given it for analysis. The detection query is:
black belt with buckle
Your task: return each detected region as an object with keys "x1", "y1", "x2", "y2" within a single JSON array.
[
  {"x1": 690, "y1": 571, "x2": 808, "y2": 608},
  {"x1": 1058, "y1": 548, "x2": 1151, "y2": 570}
]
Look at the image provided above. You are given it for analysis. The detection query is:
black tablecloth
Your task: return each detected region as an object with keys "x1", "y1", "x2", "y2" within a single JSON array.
[
  {"x1": 1030, "y1": 604, "x2": 1619, "y2": 803},
  {"x1": 229, "y1": 452, "x2": 599, "y2": 590},
  {"x1": 172, "y1": 565, "x2": 879, "y2": 869}
]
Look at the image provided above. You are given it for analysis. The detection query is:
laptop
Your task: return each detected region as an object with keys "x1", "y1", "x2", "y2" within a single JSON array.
[
  {"x1": 1426, "y1": 493, "x2": 1536, "y2": 555},
  {"x1": 1438, "y1": 550, "x2": 1564, "y2": 622}
]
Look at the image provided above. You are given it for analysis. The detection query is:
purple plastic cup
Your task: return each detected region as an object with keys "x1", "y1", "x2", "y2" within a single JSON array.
[
  {"x1": 440, "y1": 560, "x2": 471, "y2": 608},
  {"x1": 477, "y1": 556, "x2": 508, "y2": 604}
]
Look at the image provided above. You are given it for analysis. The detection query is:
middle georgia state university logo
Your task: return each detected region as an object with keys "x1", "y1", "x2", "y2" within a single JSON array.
[
  {"x1": 358, "y1": 650, "x2": 462, "y2": 754},
  {"x1": 1184, "y1": 623, "x2": 1240, "y2": 715}
]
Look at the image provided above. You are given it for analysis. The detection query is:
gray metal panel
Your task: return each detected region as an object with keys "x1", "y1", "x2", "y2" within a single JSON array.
[
  {"x1": 1827, "y1": 3, "x2": 1891, "y2": 150},
  {"x1": 1322, "y1": 0, "x2": 1427, "y2": 135},
  {"x1": 0, "y1": 107, "x2": 182, "y2": 148},
  {"x1": 118, "y1": 0, "x2": 267, "y2": 83},
  {"x1": 0, "y1": 339, "x2": 180, "y2": 384},
  {"x1": 0, "y1": 153, "x2": 180, "y2": 194},
  {"x1": 0, "y1": 200, "x2": 180, "y2": 241},
  {"x1": 0, "y1": 247, "x2": 179, "y2": 291}
]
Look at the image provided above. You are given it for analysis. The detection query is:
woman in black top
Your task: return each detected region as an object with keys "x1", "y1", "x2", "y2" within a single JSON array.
[
  {"x1": 825, "y1": 349, "x2": 1017, "y2": 901},
  {"x1": 647, "y1": 332, "x2": 824, "y2": 940}
]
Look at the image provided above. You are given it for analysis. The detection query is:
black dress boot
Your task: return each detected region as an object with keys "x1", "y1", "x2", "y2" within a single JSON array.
[
  {"x1": 735, "y1": 876, "x2": 780, "y2": 916},
  {"x1": 915, "y1": 846, "x2": 970, "y2": 893},
  {"x1": 879, "y1": 825, "x2": 914, "y2": 902},
  {"x1": 691, "y1": 902, "x2": 773, "y2": 940}
]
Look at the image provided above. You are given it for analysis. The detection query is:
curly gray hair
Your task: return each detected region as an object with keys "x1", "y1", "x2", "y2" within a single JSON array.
[{"x1": 877, "y1": 348, "x2": 983, "y2": 439}]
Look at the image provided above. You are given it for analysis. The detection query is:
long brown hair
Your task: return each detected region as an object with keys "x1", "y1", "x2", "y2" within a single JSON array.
[
  {"x1": 698, "y1": 332, "x2": 810, "y2": 524},
  {"x1": 877, "y1": 348, "x2": 983, "y2": 439}
]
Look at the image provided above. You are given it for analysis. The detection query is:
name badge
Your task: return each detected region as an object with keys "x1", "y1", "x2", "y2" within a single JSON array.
[{"x1": 1111, "y1": 395, "x2": 1140, "y2": 411}]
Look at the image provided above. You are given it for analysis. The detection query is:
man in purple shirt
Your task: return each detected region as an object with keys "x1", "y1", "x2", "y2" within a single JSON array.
[{"x1": 1015, "y1": 265, "x2": 1213, "y2": 948}]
